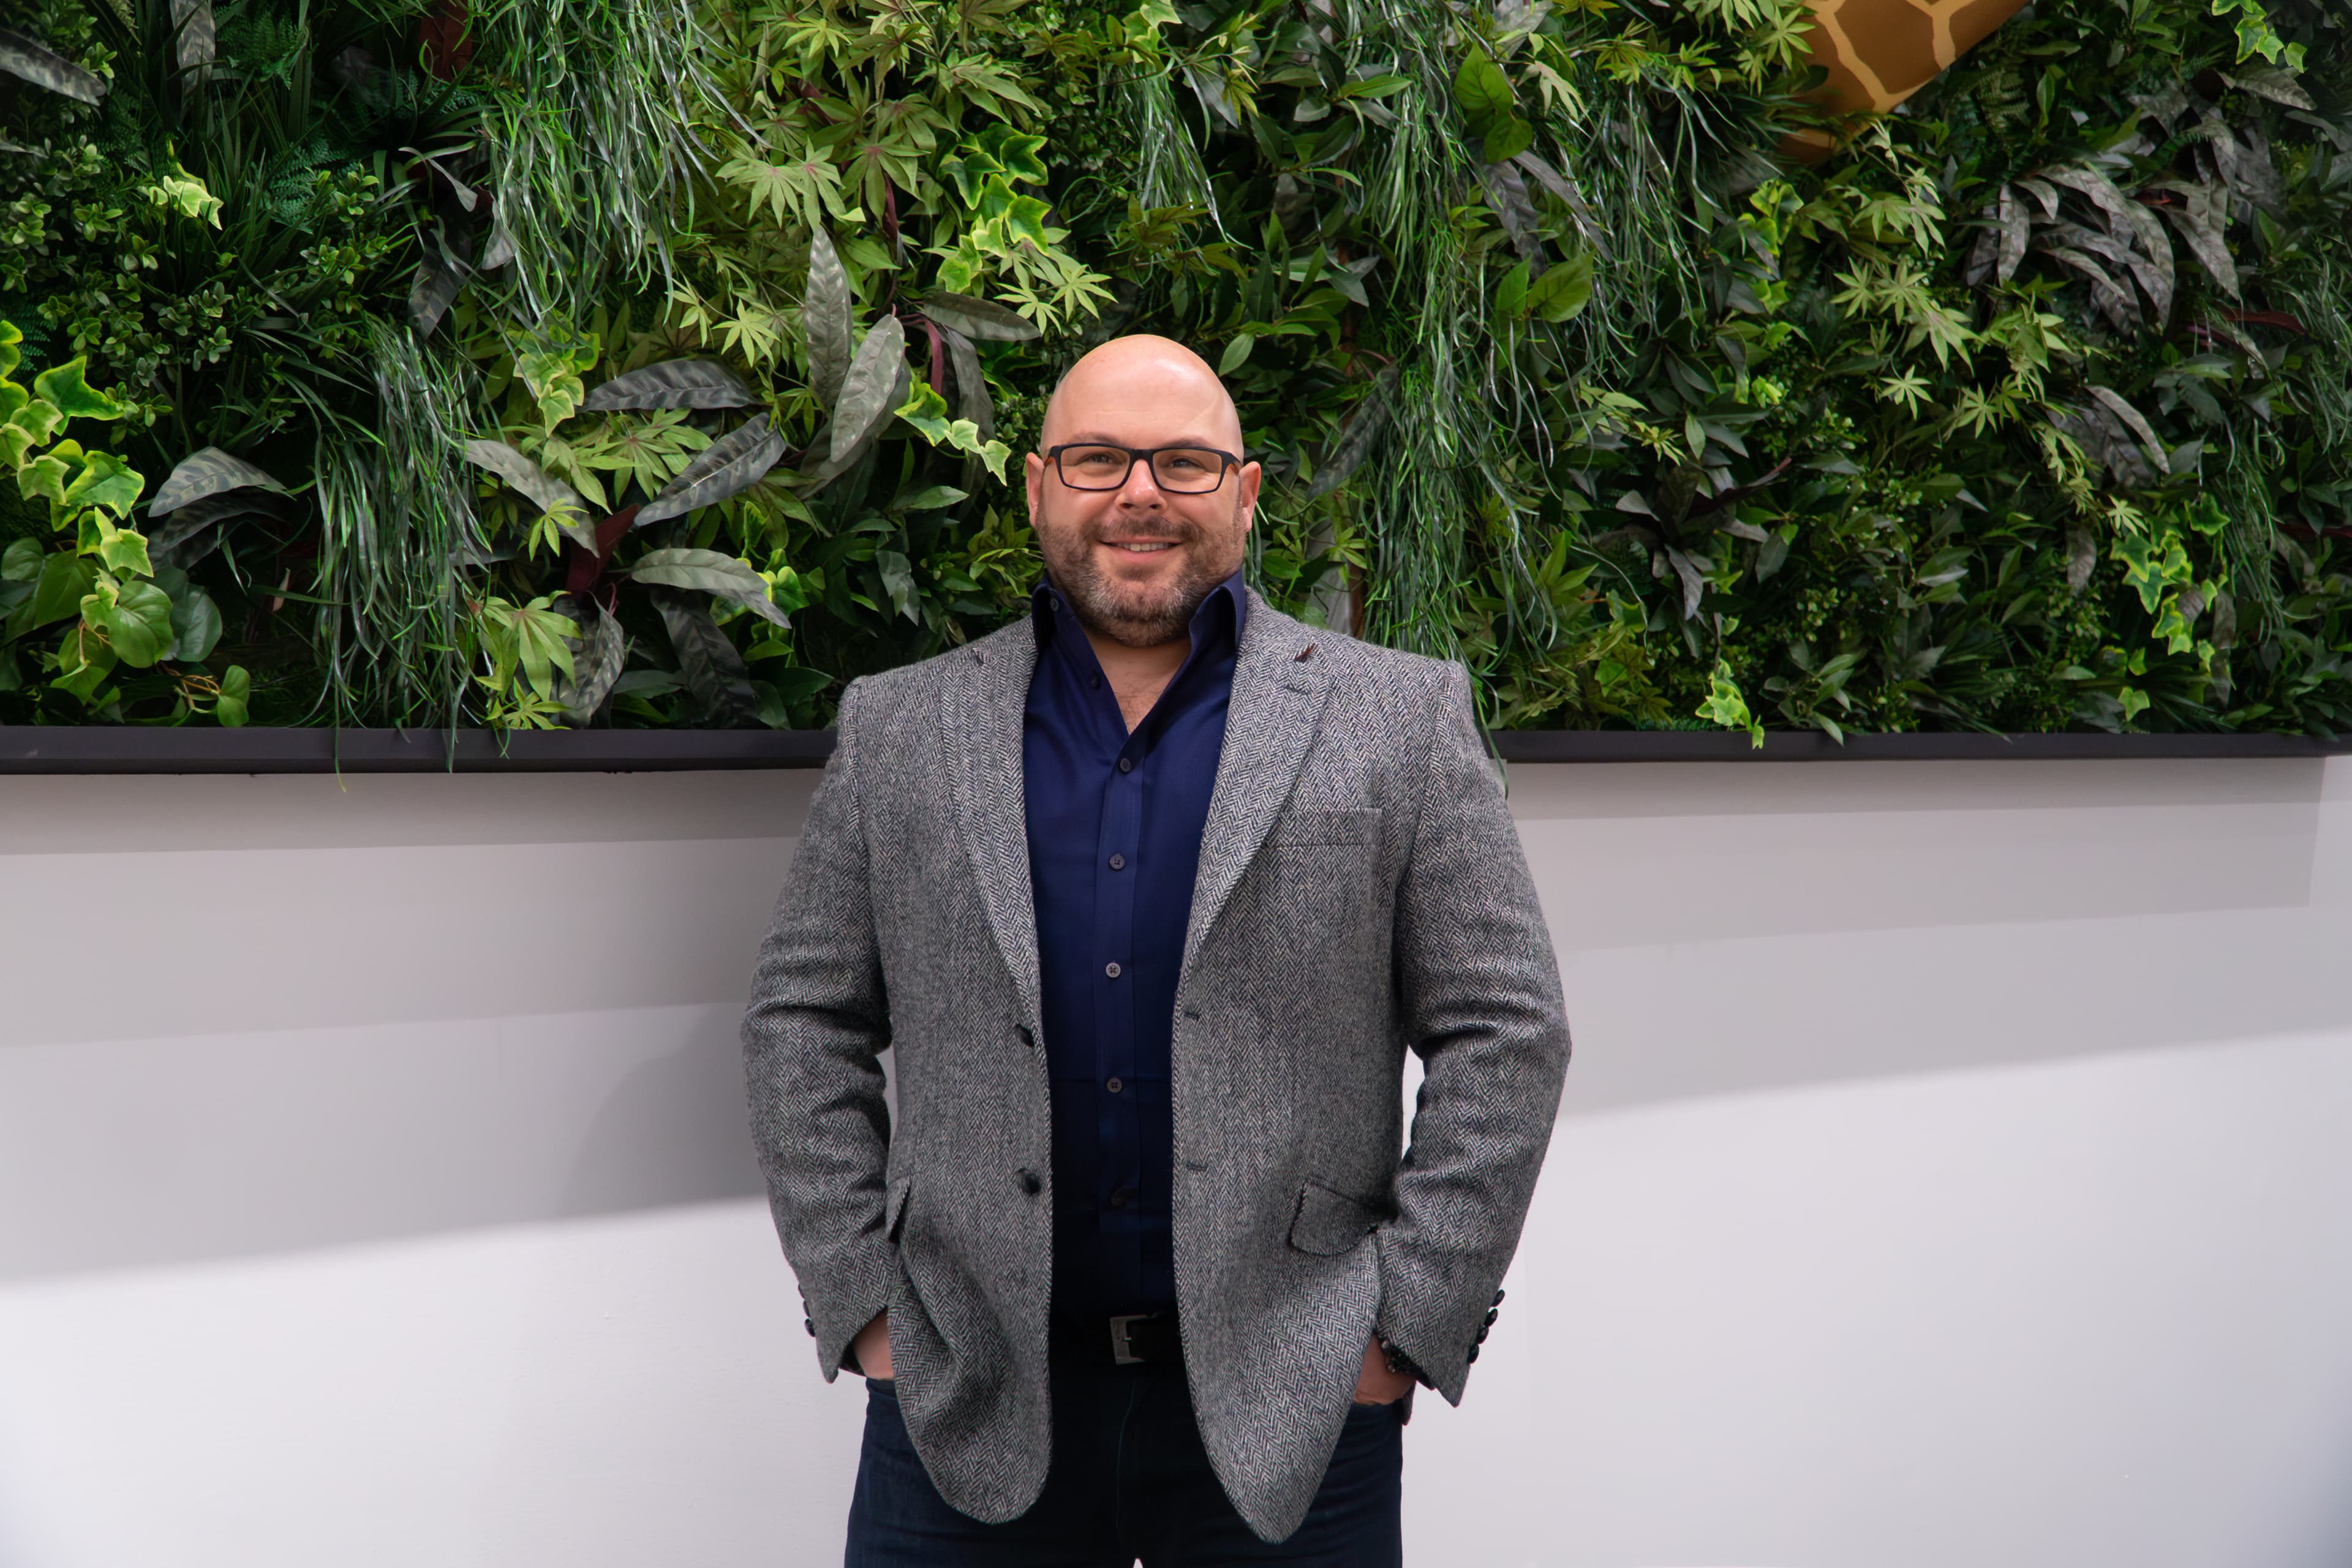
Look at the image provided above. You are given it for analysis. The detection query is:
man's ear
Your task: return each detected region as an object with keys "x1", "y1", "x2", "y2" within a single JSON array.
[
  {"x1": 1235, "y1": 460, "x2": 1264, "y2": 535},
  {"x1": 1023, "y1": 451, "x2": 1048, "y2": 527}
]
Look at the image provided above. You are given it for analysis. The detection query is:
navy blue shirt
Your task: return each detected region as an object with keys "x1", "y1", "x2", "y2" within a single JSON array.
[{"x1": 1023, "y1": 571, "x2": 1246, "y2": 1321}]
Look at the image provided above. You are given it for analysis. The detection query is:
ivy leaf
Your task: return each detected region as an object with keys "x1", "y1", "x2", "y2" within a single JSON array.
[
  {"x1": 150, "y1": 447, "x2": 285, "y2": 515},
  {"x1": 31, "y1": 359, "x2": 121, "y2": 422},
  {"x1": 582, "y1": 359, "x2": 756, "y2": 412},
  {"x1": 625, "y1": 547, "x2": 791, "y2": 627},
  {"x1": 636, "y1": 417, "x2": 785, "y2": 526},
  {"x1": 831, "y1": 315, "x2": 908, "y2": 462},
  {"x1": 918, "y1": 292, "x2": 1041, "y2": 343},
  {"x1": 804, "y1": 225, "x2": 854, "y2": 409},
  {"x1": 62, "y1": 449, "x2": 146, "y2": 519},
  {"x1": 0, "y1": 28, "x2": 108, "y2": 104}
]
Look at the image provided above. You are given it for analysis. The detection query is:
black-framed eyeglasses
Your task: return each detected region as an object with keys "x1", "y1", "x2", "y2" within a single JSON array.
[{"x1": 1046, "y1": 444, "x2": 1241, "y2": 495}]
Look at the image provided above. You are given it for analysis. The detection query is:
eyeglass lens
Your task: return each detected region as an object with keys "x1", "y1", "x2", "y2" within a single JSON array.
[{"x1": 1058, "y1": 447, "x2": 1228, "y2": 492}]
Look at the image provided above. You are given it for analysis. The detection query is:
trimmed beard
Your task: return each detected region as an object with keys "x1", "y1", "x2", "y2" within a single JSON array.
[{"x1": 1040, "y1": 498, "x2": 1243, "y2": 648}]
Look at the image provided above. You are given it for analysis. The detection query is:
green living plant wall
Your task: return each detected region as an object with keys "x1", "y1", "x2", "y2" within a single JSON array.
[{"x1": 0, "y1": 0, "x2": 2345, "y2": 735}]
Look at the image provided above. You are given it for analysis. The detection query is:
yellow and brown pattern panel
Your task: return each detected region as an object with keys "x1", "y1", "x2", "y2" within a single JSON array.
[{"x1": 1790, "y1": 0, "x2": 2032, "y2": 158}]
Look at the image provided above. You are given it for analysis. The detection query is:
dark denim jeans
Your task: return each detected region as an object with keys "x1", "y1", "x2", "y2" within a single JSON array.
[{"x1": 843, "y1": 1362, "x2": 1404, "y2": 1567}]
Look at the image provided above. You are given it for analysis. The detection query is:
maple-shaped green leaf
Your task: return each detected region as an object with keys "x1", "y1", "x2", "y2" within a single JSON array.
[
  {"x1": 720, "y1": 148, "x2": 858, "y2": 231},
  {"x1": 31, "y1": 359, "x2": 121, "y2": 422},
  {"x1": 97, "y1": 521, "x2": 154, "y2": 577},
  {"x1": 64, "y1": 448, "x2": 146, "y2": 519}
]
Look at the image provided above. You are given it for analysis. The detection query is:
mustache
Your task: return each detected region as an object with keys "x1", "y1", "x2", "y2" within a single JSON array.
[{"x1": 1089, "y1": 521, "x2": 1202, "y2": 545}]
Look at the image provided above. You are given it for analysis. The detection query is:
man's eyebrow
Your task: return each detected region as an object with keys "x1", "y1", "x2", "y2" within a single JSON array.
[{"x1": 1054, "y1": 431, "x2": 1232, "y2": 449}]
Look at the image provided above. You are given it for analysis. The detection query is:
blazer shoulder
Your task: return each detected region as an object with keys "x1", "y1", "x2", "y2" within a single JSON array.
[
  {"x1": 1314, "y1": 628, "x2": 1465, "y2": 703},
  {"x1": 835, "y1": 616, "x2": 1031, "y2": 736}
]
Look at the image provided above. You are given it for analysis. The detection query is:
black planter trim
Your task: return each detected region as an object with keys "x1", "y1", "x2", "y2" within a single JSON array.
[{"x1": 2, "y1": 725, "x2": 2347, "y2": 773}]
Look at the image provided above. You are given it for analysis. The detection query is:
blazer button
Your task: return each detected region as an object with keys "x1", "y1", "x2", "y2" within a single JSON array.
[
  {"x1": 1019, "y1": 1169, "x2": 1042, "y2": 1196},
  {"x1": 1475, "y1": 1324, "x2": 1489, "y2": 1344},
  {"x1": 804, "y1": 1318, "x2": 815, "y2": 1336},
  {"x1": 1017, "y1": 1025, "x2": 1036, "y2": 1049},
  {"x1": 1485, "y1": 1308, "x2": 1499, "y2": 1326},
  {"x1": 1493, "y1": 1288, "x2": 1506, "y2": 1306},
  {"x1": 1466, "y1": 1344, "x2": 1480, "y2": 1364}
]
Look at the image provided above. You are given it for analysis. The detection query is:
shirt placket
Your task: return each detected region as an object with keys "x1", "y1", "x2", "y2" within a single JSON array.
[{"x1": 1091, "y1": 723, "x2": 1145, "y2": 1302}]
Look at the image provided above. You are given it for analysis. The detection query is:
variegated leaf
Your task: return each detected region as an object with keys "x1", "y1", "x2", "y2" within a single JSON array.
[
  {"x1": 0, "y1": 28, "x2": 106, "y2": 103},
  {"x1": 1306, "y1": 364, "x2": 1400, "y2": 500},
  {"x1": 804, "y1": 363, "x2": 907, "y2": 492},
  {"x1": 918, "y1": 292, "x2": 1041, "y2": 344},
  {"x1": 831, "y1": 315, "x2": 908, "y2": 462},
  {"x1": 655, "y1": 590, "x2": 760, "y2": 726},
  {"x1": 1998, "y1": 184, "x2": 2028, "y2": 283},
  {"x1": 151, "y1": 447, "x2": 288, "y2": 515},
  {"x1": 461, "y1": 439, "x2": 596, "y2": 548},
  {"x1": 1512, "y1": 149, "x2": 1608, "y2": 257},
  {"x1": 635, "y1": 417, "x2": 785, "y2": 525},
  {"x1": 626, "y1": 547, "x2": 789, "y2": 627},
  {"x1": 559, "y1": 603, "x2": 628, "y2": 723},
  {"x1": 583, "y1": 358, "x2": 756, "y2": 412},
  {"x1": 805, "y1": 225, "x2": 853, "y2": 407},
  {"x1": 938, "y1": 325, "x2": 993, "y2": 442},
  {"x1": 2087, "y1": 386, "x2": 2167, "y2": 475}
]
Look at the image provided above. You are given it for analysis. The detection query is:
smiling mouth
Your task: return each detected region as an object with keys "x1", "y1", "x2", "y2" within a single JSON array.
[{"x1": 1104, "y1": 540, "x2": 1180, "y2": 554}]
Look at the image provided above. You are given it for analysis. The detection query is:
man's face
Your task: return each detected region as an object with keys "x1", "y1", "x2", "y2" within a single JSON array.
[{"x1": 1023, "y1": 344, "x2": 1261, "y2": 648}]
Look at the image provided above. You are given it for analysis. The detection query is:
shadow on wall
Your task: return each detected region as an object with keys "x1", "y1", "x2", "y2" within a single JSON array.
[
  {"x1": 0, "y1": 1003, "x2": 774, "y2": 1286},
  {"x1": 1516, "y1": 758, "x2": 2352, "y2": 1114}
]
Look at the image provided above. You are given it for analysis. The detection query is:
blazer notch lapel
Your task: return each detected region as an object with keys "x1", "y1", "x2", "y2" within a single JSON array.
[{"x1": 1182, "y1": 600, "x2": 1332, "y2": 975}]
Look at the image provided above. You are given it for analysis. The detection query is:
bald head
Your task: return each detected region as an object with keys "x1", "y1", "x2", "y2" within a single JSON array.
[{"x1": 1039, "y1": 334, "x2": 1243, "y2": 455}]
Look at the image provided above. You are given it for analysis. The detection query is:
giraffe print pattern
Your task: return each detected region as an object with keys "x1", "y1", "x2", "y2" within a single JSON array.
[{"x1": 1789, "y1": 0, "x2": 2030, "y2": 157}]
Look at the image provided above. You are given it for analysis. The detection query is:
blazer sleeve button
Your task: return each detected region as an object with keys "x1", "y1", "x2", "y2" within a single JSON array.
[
  {"x1": 1466, "y1": 1344, "x2": 1480, "y2": 1364},
  {"x1": 805, "y1": 1319, "x2": 816, "y2": 1336},
  {"x1": 1485, "y1": 1308, "x2": 1499, "y2": 1326}
]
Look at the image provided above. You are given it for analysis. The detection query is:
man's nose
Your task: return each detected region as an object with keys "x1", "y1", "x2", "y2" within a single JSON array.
[{"x1": 1115, "y1": 457, "x2": 1166, "y2": 507}]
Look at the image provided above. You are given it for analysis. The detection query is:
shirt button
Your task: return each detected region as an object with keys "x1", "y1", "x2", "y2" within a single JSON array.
[
  {"x1": 1106, "y1": 1077, "x2": 1123, "y2": 1094},
  {"x1": 1109, "y1": 1187, "x2": 1132, "y2": 1209},
  {"x1": 1108, "y1": 853, "x2": 1125, "y2": 870},
  {"x1": 1105, "y1": 961, "x2": 1121, "y2": 978},
  {"x1": 1117, "y1": 757, "x2": 1134, "y2": 773}
]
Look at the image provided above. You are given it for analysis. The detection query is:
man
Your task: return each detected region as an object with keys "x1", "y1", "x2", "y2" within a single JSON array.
[{"x1": 743, "y1": 334, "x2": 1569, "y2": 1564}]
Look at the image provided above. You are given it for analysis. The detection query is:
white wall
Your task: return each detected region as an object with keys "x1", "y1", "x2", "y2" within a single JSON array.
[{"x1": 2, "y1": 759, "x2": 2348, "y2": 1568}]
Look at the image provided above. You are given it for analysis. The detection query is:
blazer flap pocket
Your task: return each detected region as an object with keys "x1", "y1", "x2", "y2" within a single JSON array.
[
  {"x1": 885, "y1": 1175, "x2": 914, "y2": 1244},
  {"x1": 1268, "y1": 807, "x2": 1381, "y2": 847},
  {"x1": 1287, "y1": 1177, "x2": 1388, "y2": 1256}
]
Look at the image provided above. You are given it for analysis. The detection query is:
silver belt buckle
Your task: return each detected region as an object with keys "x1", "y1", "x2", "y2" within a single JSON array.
[{"x1": 1107, "y1": 1313, "x2": 1148, "y2": 1365}]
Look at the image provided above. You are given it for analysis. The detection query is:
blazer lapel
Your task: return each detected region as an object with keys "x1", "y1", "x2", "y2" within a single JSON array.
[
  {"x1": 942, "y1": 616, "x2": 1044, "y2": 1035},
  {"x1": 1182, "y1": 594, "x2": 1332, "y2": 976}
]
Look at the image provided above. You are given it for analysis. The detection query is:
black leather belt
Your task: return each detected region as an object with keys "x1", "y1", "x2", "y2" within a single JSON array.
[{"x1": 1052, "y1": 1311, "x2": 1182, "y2": 1366}]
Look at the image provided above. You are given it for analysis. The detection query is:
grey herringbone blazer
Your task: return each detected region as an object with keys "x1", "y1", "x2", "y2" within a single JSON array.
[{"x1": 742, "y1": 592, "x2": 1569, "y2": 1544}]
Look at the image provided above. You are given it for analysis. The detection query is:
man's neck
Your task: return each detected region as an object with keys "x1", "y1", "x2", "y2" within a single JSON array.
[{"x1": 1084, "y1": 627, "x2": 1190, "y2": 733}]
